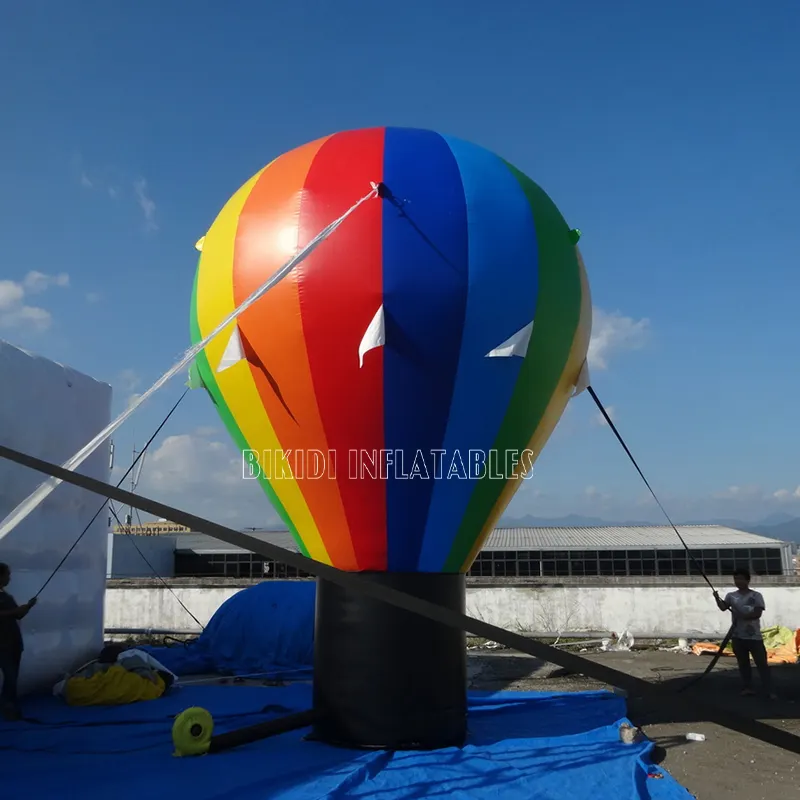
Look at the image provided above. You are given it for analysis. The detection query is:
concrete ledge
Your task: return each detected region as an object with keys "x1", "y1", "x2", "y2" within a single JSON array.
[{"x1": 107, "y1": 575, "x2": 800, "y2": 590}]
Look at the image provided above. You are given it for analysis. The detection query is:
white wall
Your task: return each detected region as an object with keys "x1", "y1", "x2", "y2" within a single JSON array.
[
  {"x1": 0, "y1": 341, "x2": 112, "y2": 692},
  {"x1": 107, "y1": 534, "x2": 176, "y2": 578},
  {"x1": 105, "y1": 585, "x2": 229, "y2": 633},
  {"x1": 466, "y1": 585, "x2": 800, "y2": 637},
  {"x1": 104, "y1": 582, "x2": 800, "y2": 638}
]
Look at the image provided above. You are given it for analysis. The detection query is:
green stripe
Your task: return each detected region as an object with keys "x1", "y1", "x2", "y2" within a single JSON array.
[
  {"x1": 189, "y1": 262, "x2": 310, "y2": 558},
  {"x1": 444, "y1": 164, "x2": 584, "y2": 571}
]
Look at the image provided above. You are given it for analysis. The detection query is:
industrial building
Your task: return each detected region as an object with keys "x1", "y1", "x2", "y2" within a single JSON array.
[{"x1": 108, "y1": 524, "x2": 794, "y2": 580}]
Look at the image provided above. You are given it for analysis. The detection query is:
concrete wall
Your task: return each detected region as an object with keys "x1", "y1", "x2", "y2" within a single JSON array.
[
  {"x1": 106, "y1": 584, "x2": 229, "y2": 633},
  {"x1": 107, "y1": 534, "x2": 176, "y2": 578},
  {"x1": 104, "y1": 579, "x2": 800, "y2": 637},
  {"x1": 465, "y1": 585, "x2": 800, "y2": 637}
]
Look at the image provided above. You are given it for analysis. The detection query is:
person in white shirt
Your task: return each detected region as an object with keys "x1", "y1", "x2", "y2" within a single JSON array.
[{"x1": 714, "y1": 568, "x2": 776, "y2": 699}]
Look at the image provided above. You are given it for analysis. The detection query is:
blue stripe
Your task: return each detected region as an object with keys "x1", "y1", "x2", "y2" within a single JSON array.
[
  {"x1": 382, "y1": 128, "x2": 469, "y2": 571},
  {"x1": 417, "y1": 137, "x2": 539, "y2": 572}
]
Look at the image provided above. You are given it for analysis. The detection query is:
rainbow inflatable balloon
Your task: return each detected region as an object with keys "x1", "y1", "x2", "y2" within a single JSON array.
[{"x1": 190, "y1": 127, "x2": 591, "y2": 575}]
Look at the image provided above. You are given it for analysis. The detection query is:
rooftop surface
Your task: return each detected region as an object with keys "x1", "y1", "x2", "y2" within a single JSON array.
[{"x1": 170, "y1": 525, "x2": 788, "y2": 554}]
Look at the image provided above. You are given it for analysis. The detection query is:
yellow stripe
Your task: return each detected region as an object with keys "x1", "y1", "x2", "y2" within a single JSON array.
[
  {"x1": 460, "y1": 248, "x2": 593, "y2": 569},
  {"x1": 196, "y1": 165, "x2": 331, "y2": 564}
]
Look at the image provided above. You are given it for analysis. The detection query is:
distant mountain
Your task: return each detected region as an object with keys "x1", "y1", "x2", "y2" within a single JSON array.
[
  {"x1": 744, "y1": 518, "x2": 800, "y2": 545},
  {"x1": 756, "y1": 512, "x2": 798, "y2": 526}
]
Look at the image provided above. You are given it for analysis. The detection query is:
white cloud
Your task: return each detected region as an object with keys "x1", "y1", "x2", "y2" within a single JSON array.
[
  {"x1": 592, "y1": 404, "x2": 615, "y2": 427},
  {"x1": 588, "y1": 308, "x2": 649, "y2": 370},
  {"x1": 135, "y1": 429, "x2": 282, "y2": 528},
  {"x1": 584, "y1": 485, "x2": 612, "y2": 503},
  {"x1": 117, "y1": 369, "x2": 142, "y2": 409},
  {"x1": 74, "y1": 155, "x2": 156, "y2": 232},
  {"x1": 195, "y1": 425, "x2": 220, "y2": 437},
  {"x1": 133, "y1": 178, "x2": 157, "y2": 232},
  {"x1": 23, "y1": 271, "x2": 69, "y2": 293},
  {"x1": 711, "y1": 485, "x2": 763, "y2": 501},
  {"x1": 0, "y1": 281, "x2": 24, "y2": 309},
  {"x1": 73, "y1": 154, "x2": 95, "y2": 190},
  {"x1": 772, "y1": 487, "x2": 800, "y2": 502},
  {"x1": 0, "y1": 271, "x2": 69, "y2": 332},
  {"x1": 86, "y1": 291, "x2": 102, "y2": 303},
  {"x1": 118, "y1": 368, "x2": 141, "y2": 393}
]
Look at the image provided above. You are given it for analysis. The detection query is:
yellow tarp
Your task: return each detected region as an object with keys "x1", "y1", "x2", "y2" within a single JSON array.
[
  {"x1": 64, "y1": 664, "x2": 166, "y2": 706},
  {"x1": 691, "y1": 626, "x2": 800, "y2": 665}
]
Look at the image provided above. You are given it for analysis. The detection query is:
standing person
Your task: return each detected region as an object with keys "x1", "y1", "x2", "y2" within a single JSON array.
[
  {"x1": 0, "y1": 563, "x2": 37, "y2": 721},
  {"x1": 714, "y1": 568, "x2": 777, "y2": 699}
]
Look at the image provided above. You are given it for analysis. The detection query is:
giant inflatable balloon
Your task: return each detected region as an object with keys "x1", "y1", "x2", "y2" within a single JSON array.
[
  {"x1": 190, "y1": 126, "x2": 591, "y2": 575},
  {"x1": 190, "y1": 127, "x2": 591, "y2": 749}
]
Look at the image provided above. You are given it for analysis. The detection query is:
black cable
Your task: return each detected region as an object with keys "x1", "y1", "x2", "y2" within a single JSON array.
[
  {"x1": 0, "y1": 706, "x2": 290, "y2": 754},
  {"x1": 586, "y1": 385, "x2": 717, "y2": 593},
  {"x1": 677, "y1": 624, "x2": 735, "y2": 693},
  {"x1": 108, "y1": 503, "x2": 205, "y2": 632},
  {"x1": 34, "y1": 389, "x2": 189, "y2": 598},
  {"x1": 587, "y1": 385, "x2": 737, "y2": 690},
  {"x1": 131, "y1": 505, "x2": 206, "y2": 631},
  {"x1": 162, "y1": 634, "x2": 198, "y2": 648}
]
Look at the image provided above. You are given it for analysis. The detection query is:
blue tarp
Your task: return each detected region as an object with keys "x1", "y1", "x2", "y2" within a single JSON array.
[
  {"x1": 144, "y1": 581, "x2": 315, "y2": 678},
  {"x1": 0, "y1": 684, "x2": 691, "y2": 799}
]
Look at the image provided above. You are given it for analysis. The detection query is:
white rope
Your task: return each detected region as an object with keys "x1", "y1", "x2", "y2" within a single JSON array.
[{"x1": 0, "y1": 183, "x2": 380, "y2": 542}]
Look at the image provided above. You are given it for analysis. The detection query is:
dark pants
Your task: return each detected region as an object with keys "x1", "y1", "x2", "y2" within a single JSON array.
[
  {"x1": 0, "y1": 649, "x2": 21, "y2": 710},
  {"x1": 731, "y1": 638, "x2": 772, "y2": 692}
]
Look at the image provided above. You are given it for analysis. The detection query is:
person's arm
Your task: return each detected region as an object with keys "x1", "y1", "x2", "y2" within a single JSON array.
[
  {"x1": 739, "y1": 608, "x2": 763, "y2": 620},
  {"x1": 0, "y1": 598, "x2": 36, "y2": 619},
  {"x1": 739, "y1": 594, "x2": 765, "y2": 621},
  {"x1": 713, "y1": 591, "x2": 731, "y2": 612}
]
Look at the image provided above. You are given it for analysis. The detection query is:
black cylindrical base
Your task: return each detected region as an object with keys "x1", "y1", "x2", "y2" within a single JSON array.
[{"x1": 311, "y1": 572, "x2": 467, "y2": 750}]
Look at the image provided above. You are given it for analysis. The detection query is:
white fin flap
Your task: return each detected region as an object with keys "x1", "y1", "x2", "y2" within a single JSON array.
[
  {"x1": 195, "y1": 236, "x2": 205, "y2": 252},
  {"x1": 485, "y1": 321, "x2": 533, "y2": 359},
  {"x1": 359, "y1": 305, "x2": 385, "y2": 368},
  {"x1": 571, "y1": 359, "x2": 590, "y2": 397},
  {"x1": 216, "y1": 325, "x2": 245, "y2": 373}
]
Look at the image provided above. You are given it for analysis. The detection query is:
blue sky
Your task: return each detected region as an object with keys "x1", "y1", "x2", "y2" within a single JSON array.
[{"x1": 1, "y1": 1, "x2": 799, "y2": 527}]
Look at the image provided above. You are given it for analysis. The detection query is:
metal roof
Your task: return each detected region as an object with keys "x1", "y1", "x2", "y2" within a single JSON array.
[
  {"x1": 482, "y1": 525, "x2": 787, "y2": 551},
  {"x1": 174, "y1": 531, "x2": 300, "y2": 554},
  {"x1": 173, "y1": 525, "x2": 787, "y2": 555}
]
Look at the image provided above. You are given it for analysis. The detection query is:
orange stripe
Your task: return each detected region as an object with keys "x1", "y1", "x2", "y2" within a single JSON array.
[{"x1": 232, "y1": 136, "x2": 358, "y2": 570}]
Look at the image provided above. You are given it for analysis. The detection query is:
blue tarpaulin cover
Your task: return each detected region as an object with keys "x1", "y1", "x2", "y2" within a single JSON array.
[
  {"x1": 144, "y1": 581, "x2": 316, "y2": 678},
  {"x1": 0, "y1": 684, "x2": 692, "y2": 799}
]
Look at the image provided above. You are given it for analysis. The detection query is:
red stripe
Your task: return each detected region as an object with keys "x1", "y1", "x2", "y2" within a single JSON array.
[
  {"x1": 229, "y1": 136, "x2": 359, "y2": 570},
  {"x1": 297, "y1": 128, "x2": 386, "y2": 570}
]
